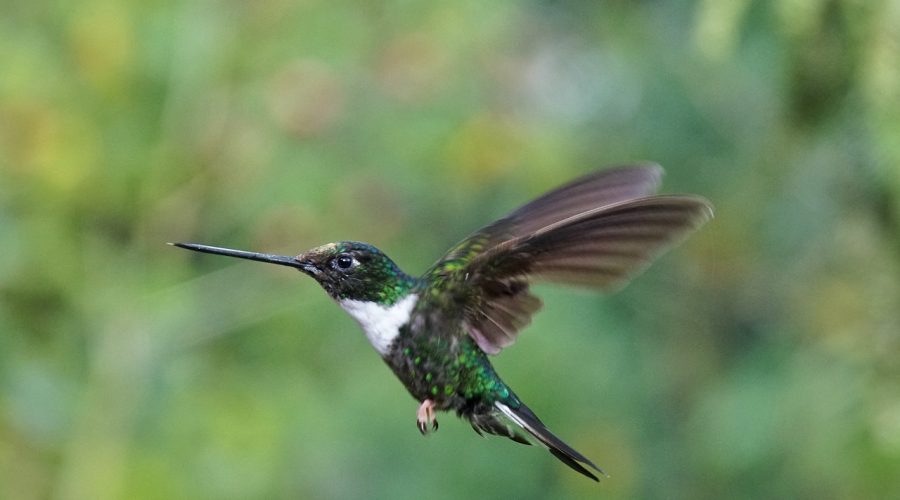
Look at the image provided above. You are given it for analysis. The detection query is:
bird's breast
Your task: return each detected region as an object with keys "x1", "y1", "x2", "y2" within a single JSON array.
[{"x1": 338, "y1": 294, "x2": 418, "y2": 355}]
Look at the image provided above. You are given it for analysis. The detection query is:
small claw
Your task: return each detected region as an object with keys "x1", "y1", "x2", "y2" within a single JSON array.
[{"x1": 416, "y1": 399, "x2": 438, "y2": 436}]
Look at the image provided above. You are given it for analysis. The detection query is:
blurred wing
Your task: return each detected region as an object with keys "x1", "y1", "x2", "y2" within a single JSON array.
[
  {"x1": 483, "y1": 195, "x2": 713, "y2": 289},
  {"x1": 424, "y1": 166, "x2": 712, "y2": 355},
  {"x1": 433, "y1": 164, "x2": 664, "y2": 268}
]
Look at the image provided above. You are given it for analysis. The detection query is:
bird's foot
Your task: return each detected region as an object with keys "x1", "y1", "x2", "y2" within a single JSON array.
[{"x1": 416, "y1": 399, "x2": 439, "y2": 435}]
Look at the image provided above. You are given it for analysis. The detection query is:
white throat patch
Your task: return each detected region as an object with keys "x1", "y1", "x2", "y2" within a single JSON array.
[{"x1": 338, "y1": 294, "x2": 418, "y2": 355}]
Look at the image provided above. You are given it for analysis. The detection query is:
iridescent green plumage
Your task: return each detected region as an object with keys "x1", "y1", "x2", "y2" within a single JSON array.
[
  {"x1": 299, "y1": 241, "x2": 418, "y2": 305},
  {"x1": 172, "y1": 164, "x2": 713, "y2": 482}
]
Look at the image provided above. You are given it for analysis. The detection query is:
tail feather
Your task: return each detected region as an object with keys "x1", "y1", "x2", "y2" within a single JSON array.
[
  {"x1": 469, "y1": 411, "x2": 532, "y2": 445},
  {"x1": 495, "y1": 401, "x2": 604, "y2": 482}
]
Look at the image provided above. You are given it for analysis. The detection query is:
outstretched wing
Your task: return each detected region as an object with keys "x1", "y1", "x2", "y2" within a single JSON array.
[
  {"x1": 422, "y1": 165, "x2": 712, "y2": 355},
  {"x1": 432, "y1": 164, "x2": 664, "y2": 268}
]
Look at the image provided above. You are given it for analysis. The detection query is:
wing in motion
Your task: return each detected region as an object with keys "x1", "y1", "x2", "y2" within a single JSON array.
[{"x1": 423, "y1": 164, "x2": 713, "y2": 355}]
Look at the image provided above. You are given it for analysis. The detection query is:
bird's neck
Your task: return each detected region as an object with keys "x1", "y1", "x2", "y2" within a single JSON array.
[
  {"x1": 335, "y1": 268, "x2": 419, "y2": 305},
  {"x1": 338, "y1": 292, "x2": 418, "y2": 356}
]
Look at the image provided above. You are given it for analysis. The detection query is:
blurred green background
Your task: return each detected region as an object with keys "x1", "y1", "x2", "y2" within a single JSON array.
[{"x1": 2, "y1": 0, "x2": 899, "y2": 498}]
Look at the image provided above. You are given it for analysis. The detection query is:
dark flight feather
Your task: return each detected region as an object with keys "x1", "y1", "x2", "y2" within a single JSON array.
[
  {"x1": 424, "y1": 165, "x2": 713, "y2": 355},
  {"x1": 433, "y1": 164, "x2": 664, "y2": 267}
]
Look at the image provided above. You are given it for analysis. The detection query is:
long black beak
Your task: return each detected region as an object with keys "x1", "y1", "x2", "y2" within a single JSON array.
[{"x1": 170, "y1": 242, "x2": 318, "y2": 274}]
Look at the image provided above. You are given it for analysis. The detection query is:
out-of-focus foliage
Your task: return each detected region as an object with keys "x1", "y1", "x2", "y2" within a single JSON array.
[{"x1": 2, "y1": 0, "x2": 898, "y2": 498}]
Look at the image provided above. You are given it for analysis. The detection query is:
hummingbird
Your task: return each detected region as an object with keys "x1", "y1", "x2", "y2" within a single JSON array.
[{"x1": 171, "y1": 164, "x2": 712, "y2": 481}]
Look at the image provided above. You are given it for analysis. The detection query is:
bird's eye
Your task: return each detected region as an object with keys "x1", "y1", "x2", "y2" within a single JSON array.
[{"x1": 334, "y1": 254, "x2": 355, "y2": 270}]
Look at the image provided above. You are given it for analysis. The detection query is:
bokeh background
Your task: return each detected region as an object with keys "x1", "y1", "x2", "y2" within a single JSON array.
[{"x1": 2, "y1": 0, "x2": 899, "y2": 498}]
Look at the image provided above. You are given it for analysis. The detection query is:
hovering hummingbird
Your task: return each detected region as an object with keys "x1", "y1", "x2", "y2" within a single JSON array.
[{"x1": 172, "y1": 164, "x2": 712, "y2": 481}]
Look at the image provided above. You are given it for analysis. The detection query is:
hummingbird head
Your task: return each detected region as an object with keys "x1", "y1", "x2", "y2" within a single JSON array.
[
  {"x1": 295, "y1": 241, "x2": 417, "y2": 305},
  {"x1": 170, "y1": 241, "x2": 417, "y2": 306}
]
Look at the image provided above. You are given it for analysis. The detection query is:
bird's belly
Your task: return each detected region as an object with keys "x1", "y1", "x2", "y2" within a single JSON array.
[{"x1": 385, "y1": 334, "x2": 506, "y2": 413}]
